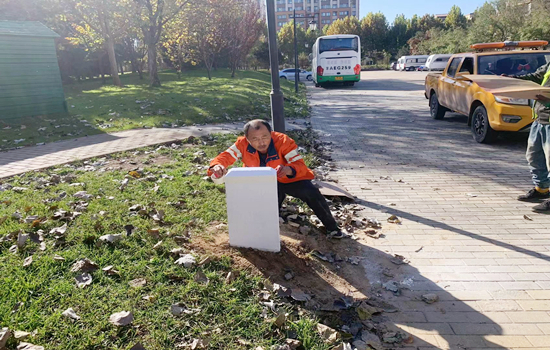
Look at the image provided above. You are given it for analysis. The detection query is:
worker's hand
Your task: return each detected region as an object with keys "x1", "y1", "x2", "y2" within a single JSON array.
[
  {"x1": 275, "y1": 165, "x2": 294, "y2": 178},
  {"x1": 535, "y1": 95, "x2": 550, "y2": 104},
  {"x1": 211, "y1": 164, "x2": 227, "y2": 178}
]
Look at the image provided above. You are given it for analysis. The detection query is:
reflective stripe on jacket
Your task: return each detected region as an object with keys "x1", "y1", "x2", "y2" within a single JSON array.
[{"x1": 207, "y1": 131, "x2": 315, "y2": 184}]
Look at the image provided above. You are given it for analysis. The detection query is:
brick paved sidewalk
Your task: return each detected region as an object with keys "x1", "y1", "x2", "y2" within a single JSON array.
[
  {"x1": 309, "y1": 72, "x2": 550, "y2": 349},
  {"x1": 0, "y1": 124, "x2": 245, "y2": 179}
]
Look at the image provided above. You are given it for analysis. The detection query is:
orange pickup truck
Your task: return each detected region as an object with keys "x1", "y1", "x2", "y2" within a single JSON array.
[{"x1": 425, "y1": 41, "x2": 550, "y2": 143}]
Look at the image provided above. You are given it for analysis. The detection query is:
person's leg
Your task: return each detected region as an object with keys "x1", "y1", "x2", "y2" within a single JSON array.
[
  {"x1": 281, "y1": 180, "x2": 339, "y2": 232},
  {"x1": 520, "y1": 121, "x2": 550, "y2": 201},
  {"x1": 277, "y1": 182, "x2": 287, "y2": 210},
  {"x1": 532, "y1": 124, "x2": 550, "y2": 211}
]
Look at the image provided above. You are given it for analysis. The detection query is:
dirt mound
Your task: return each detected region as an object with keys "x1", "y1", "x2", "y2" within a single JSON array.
[{"x1": 193, "y1": 224, "x2": 373, "y2": 307}]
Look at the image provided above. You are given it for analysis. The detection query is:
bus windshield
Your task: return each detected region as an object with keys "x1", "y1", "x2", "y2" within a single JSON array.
[
  {"x1": 319, "y1": 37, "x2": 358, "y2": 54},
  {"x1": 478, "y1": 52, "x2": 550, "y2": 76}
]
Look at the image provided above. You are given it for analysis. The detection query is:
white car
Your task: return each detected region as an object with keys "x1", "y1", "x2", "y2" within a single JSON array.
[{"x1": 279, "y1": 68, "x2": 313, "y2": 81}]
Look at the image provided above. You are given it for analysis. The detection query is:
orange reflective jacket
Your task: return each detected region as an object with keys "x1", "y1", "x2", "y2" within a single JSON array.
[{"x1": 207, "y1": 131, "x2": 315, "y2": 184}]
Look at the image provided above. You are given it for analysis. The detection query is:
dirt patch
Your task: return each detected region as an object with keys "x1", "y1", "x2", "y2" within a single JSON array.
[{"x1": 193, "y1": 224, "x2": 373, "y2": 307}]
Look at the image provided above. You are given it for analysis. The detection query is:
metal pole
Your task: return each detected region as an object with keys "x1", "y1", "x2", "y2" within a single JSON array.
[
  {"x1": 294, "y1": 9, "x2": 299, "y2": 94},
  {"x1": 265, "y1": 0, "x2": 285, "y2": 133}
]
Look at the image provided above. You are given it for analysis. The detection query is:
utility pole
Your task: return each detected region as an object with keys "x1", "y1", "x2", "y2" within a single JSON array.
[
  {"x1": 289, "y1": 11, "x2": 316, "y2": 94},
  {"x1": 293, "y1": 9, "x2": 299, "y2": 94},
  {"x1": 265, "y1": 0, "x2": 285, "y2": 133}
]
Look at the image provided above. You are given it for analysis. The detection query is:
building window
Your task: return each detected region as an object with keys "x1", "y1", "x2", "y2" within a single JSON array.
[
  {"x1": 333, "y1": 11, "x2": 337, "y2": 15},
  {"x1": 332, "y1": 4, "x2": 337, "y2": 8},
  {"x1": 277, "y1": 15, "x2": 287, "y2": 19},
  {"x1": 295, "y1": 6, "x2": 303, "y2": 10},
  {"x1": 277, "y1": 7, "x2": 285, "y2": 11},
  {"x1": 321, "y1": 5, "x2": 330, "y2": 8},
  {"x1": 339, "y1": 11, "x2": 349, "y2": 15},
  {"x1": 340, "y1": 3, "x2": 348, "y2": 7},
  {"x1": 314, "y1": 5, "x2": 318, "y2": 10},
  {"x1": 278, "y1": 22, "x2": 286, "y2": 26},
  {"x1": 287, "y1": 0, "x2": 292, "y2": 3},
  {"x1": 288, "y1": 7, "x2": 292, "y2": 11},
  {"x1": 352, "y1": 11, "x2": 356, "y2": 16}
]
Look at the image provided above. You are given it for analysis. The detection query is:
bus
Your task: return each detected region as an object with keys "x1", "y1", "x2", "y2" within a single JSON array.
[{"x1": 311, "y1": 34, "x2": 361, "y2": 87}]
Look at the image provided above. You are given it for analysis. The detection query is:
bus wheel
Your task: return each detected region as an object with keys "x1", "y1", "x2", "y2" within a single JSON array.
[{"x1": 315, "y1": 83, "x2": 320, "y2": 87}]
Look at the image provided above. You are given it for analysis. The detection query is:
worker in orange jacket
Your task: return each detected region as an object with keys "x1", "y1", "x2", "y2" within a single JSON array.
[{"x1": 207, "y1": 119, "x2": 344, "y2": 239}]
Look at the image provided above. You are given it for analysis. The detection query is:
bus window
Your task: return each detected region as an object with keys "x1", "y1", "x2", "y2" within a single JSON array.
[{"x1": 319, "y1": 37, "x2": 359, "y2": 54}]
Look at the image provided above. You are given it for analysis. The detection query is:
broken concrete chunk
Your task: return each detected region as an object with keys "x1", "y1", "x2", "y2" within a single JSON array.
[{"x1": 75, "y1": 273, "x2": 93, "y2": 288}]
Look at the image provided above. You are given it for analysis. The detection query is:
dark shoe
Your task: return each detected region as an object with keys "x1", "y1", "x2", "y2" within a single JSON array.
[
  {"x1": 518, "y1": 188, "x2": 550, "y2": 202},
  {"x1": 533, "y1": 200, "x2": 550, "y2": 212},
  {"x1": 328, "y1": 230, "x2": 346, "y2": 239}
]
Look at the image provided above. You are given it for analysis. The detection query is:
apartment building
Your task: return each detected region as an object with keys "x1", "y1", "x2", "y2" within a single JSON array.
[{"x1": 275, "y1": 0, "x2": 359, "y2": 31}]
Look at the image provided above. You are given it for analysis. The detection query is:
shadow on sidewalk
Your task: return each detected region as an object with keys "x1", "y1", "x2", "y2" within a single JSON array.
[{"x1": 227, "y1": 225, "x2": 508, "y2": 349}]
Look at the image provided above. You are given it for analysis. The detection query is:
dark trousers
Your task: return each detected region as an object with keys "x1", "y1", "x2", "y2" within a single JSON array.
[{"x1": 277, "y1": 180, "x2": 339, "y2": 232}]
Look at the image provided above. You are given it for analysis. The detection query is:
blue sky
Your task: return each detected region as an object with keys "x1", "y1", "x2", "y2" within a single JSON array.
[{"x1": 359, "y1": 0, "x2": 488, "y2": 23}]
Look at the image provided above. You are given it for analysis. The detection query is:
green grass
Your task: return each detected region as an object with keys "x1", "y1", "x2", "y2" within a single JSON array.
[
  {"x1": 0, "y1": 69, "x2": 308, "y2": 151},
  {"x1": 0, "y1": 134, "x2": 329, "y2": 350}
]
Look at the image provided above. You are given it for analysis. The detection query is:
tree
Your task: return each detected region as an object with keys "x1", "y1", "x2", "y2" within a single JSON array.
[
  {"x1": 325, "y1": 16, "x2": 361, "y2": 36},
  {"x1": 61, "y1": 0, "x2": 134, "y2": 87},
  {"x1": 278, "y1": 21, "x2": 307, "y2": 64},
  {"x1": 522, "y1": 0, "x2": 550, "y2": 41},
  {"x1": 445, "y1": 5, "x2": 467, "y2": 29},
  {"x1": 182, "y1": 0, "x2": 230, "y2": 79},
  {"x1": 134, "y1": 0, "x2": 189, "y2": 87},
  {"x1": 388, "y1": 14, "x2": 409, "y2": 53},
  {"x1": 360, "y1": 12, "x2": 388, "y2": 56},
  {"x1": 225, "y1": 0, "x2": 264, "y2": 77}
]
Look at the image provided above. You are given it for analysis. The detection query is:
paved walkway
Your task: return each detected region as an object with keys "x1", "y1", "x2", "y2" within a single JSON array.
[
  {"x1": 0, "y1": 124, "x2": 248, "y2": 179},
  {"x1": 309, "y1": 71, "x2": 550, "y2": 349}
]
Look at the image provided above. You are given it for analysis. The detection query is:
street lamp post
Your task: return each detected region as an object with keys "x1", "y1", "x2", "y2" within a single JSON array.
[
  {"x1": 265, "y1": 0, "x2": 285, "y2": 133},
  {"x1": 290, "y1": 11, "x2": 316, "y2": 94}
]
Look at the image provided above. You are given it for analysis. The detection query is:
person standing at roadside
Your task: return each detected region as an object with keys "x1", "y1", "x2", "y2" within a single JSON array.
[{"x1": 512, "y1": 62, "x2": 550, "y2": 211}]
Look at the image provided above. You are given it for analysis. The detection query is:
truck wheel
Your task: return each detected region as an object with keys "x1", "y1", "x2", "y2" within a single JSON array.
[
  {"x1": 471, "y1": 105, "x2": 498, "y2": 143},
  {"x1": 429, "y1": 93, "x2": 446, "y2": 120}
]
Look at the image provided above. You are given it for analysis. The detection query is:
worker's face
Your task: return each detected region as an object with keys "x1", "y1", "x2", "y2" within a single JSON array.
[{"x1": 246, "y1": 125, "x2": 272, "y2": 154}]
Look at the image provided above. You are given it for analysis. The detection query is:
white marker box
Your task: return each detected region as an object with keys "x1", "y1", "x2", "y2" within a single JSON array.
[{"x1": 224, "y1": 167, "x2": 280, "y2": 252}]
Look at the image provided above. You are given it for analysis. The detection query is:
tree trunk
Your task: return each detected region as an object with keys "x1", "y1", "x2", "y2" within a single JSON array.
[
  {"x1": 119, "y1": 61, "x2": 124, "y2": 75},
  {"x1": 231, "y1": 62, "x2": 236, "y2": 78},
  {"x1": 147, "y1": 44, "x2": 161, "y2": 87},
  {"x1": 105, "y1": 38, "x2": 123, "y2": 87}
]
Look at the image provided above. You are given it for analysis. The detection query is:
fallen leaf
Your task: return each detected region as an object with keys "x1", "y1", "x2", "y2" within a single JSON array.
[
  {"x1": 74, "y1": 191, "x2": 93, "y2": 200},
  {"x1": 129, "y1": 278, "x2": 147, "y2": 288},
  {"x1": 273, "y1": 283, "x2": 292, "y2": 297},
  {"x1": 99, "y1": 234, "x2": 123, "y2": 244},
  {"x1": 170, "y1": 303, "x2": 201, "y2": 316},
  {"x1": 23, "y1": 256, "x2": 33, "y2": 267},
  {"x1": 390, "y1": 254, "x2": 408, "y2": 265},
  {"x1": 17, "y1": 232, "x2": 28, "y2": 248},
  {"x1": 175, "y1": 254, "x2": 196, "y2": 267},
  {"x1": 49, "y1": 223, "x2": 67, "y2": 235},
  {"x1": 62, "y1": 307, "x2": 81, "y2": 320},
  {"x1": 466, "y1": 193, "x2": 478, "y2": 197},
  {"x1": 190, "y1": 338, "x2": 208, "y2": 349},
  {"x1": 124, "y1": 224, "x2": 135, "y2": 235},
  {"x1": 120, "y1": 178, "x2": 129, "y2": 191},
  {"x1": 317, "y1": 323, "x2": 340, "y2": 344},
  {"x1": 273, "y1": 313, "x2": 286, "y2": 328},
  {"x1": 14, "y1": 330, "x2": 30, "y2": 340},
  {"x1": 109, "y1": 311, "x2": 133, "y2": 326},
  {"x1": 75, "y1": 273, "x2": 93, "y2": 288},
  {"x1": 387, "y1": 215, "x2": 401, "y2": 224},
  {"x1": 524, "y1": 214, "x2": 533, "y2": 221},
  {"x1": 17, "y1": 342, "x2": 44, "y2": 350},
  {"x1": 130, "y1": 343, "x2": 146, "y2": 350},
  {"x1": 0, "y1": 328, "x2": 10, "y2": 348},
  {"x1": 53, "y1": 254, "x2": 65, "y2": 261},
  {"x1": 102, "y1": 265, "x2": 120, "y2": 276},
  {"x1": 71, "y1": 258, "x2": 98, "y2": 272},
  {"x1": 194, "y1": 270, "x2": 209, "y2": 285},
  {"x1": 129, "y1": 171, "x2": 141, "y2": 178},
  {"x1": 290, "y1": 288, "x2": 311, "y2": 302},
  {"x1": 225, "y1": 271, "x2": 237, "y2": 284}
]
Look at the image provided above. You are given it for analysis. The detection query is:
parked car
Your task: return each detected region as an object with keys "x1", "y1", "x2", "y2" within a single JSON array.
[
  {"x1": 425, "y1": 40, "x2": 550, "y2": 143},
  {"x1": 279, "y1": 68, "x2": 313, "y2": 81},
  {"x1": 397, "y1": 55, "x2": 429, "y2": 71},
  {"x1": 425, "y1": 54, "x2": 452, "y2": 71}
]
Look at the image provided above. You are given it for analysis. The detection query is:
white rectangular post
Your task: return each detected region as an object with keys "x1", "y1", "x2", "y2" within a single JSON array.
[{"x1": 224, "y1": 167, "x2": 280, "y2": 252}]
